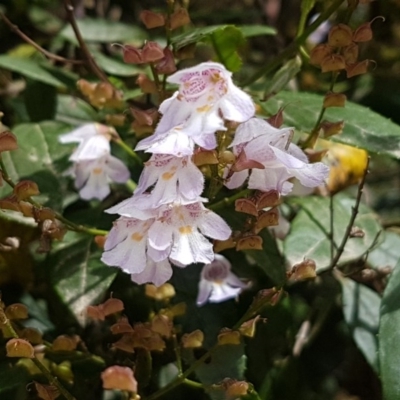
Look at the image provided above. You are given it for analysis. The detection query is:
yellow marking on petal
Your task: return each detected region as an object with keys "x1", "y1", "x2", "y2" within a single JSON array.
[
  {"x1": 162, "y1": 171, "x2": 176, "y2": 180},
  {"x1": 179, "y1": 225, "x2": 192, "y2": 234},
  {"x1": 196, "y1": 104, "x2": 212, "y2": 113},
  {"x1": 131, "y1": 232, "x2": 144, "y2": 241},
  {"x1": 207, "y1": 95, "x2": 214, "y2": 101},
  {"x1": 92, "y1": 168, "x2": 103, "y2": 175}
]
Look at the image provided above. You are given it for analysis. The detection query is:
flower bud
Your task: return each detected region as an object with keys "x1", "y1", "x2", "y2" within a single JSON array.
[
  {"x1": 346, "y1": 59, "x2": 372, "y2": 78},
  {"x1": 130, "y1": 107, "x2": 158, "y2": 126},
  {"x1": 328, "y1": 24, "x2": 353, "y2": 48},
  {"x1": 52, "y1": 335, "x2": 79, "y2": 352},
  {"x1": 123, "y1": 45, "x2": 143, "y2": 64},
  {"x1": 140, "y1": 10, "x2": 165, "y2": 29},
  {"x1": 343, "y1": 43, "x2": 359, "y2": 64},
  {"x1": 310, "y1": 44, "x2": 333, "y2": 66},
  {"x1": 175, "y1": 43, "x2": 196, "y2": 60},
  {"x1": 105, "y1": 114, "x2": 126, "y2": 127},
  {"x1": 19, "y1": 201, "x2": 34, "y2": 217},
  {"x1": 34, "y1": 207, "x2": 56, "y2": 222},
  {"x1": 193, "y1": 149, "x2": 219, "y2": 166},
  {"x1": 151, "y1": 314, "x2": 172, "y2": 338},
  {"x1": 145, "y1": 283, "x2": 175, "y2": 300},
  {"x1": 13, "y1": 180, "x2": 39, "y2": 200},
  {"x1": 94, "y1": 235, "x2": 106, "y2": 249},
  {"x1": 170, "y1": 8, "x2": 191, "y2": 30},
  {"x1": 0, "y1": 196, "x2": 20, "y2": 212},
  {"x1": 20, "y1": 327, "x2": 42, "y2": 345},
  {"x1": 77, "y1": 79, "x2": 94, "y2": 97},
  {"x1": 253, "y1": 190, "x2": 281, "y2": 209},
  {"x1": 239, "y1": 316, "x2": 263, "y2": 338},
  {"x1": 101, "y1": 366, "x2": 138, "y2": 392},
  {"x1": 214, "y1": 237, "x2": 236, "y2": 253},
  {"x1": 6, "y1": 338, "x2": 34, "y2": 358},
  {"x1": 236, "y1": 234, "x2": 263, "y2": 251},
  {"x1": 255, "y1": 208, "x2": 279, "y2": 232},
  {"x1": 110, "y1": 318, "x2": 134, "y2": 335},
  {"x1": 320, "y1": 120, "x2": 345, "y2": 138},
  {"x1": 155, "y1": 47, "x2": 177, "y2": 74},
  {"x1": 53, "y1": 361, "x2": 74, "y2": 384},
  {"x1": 112, "y1": 334, "x2": 135, "y2": 353},
  {"x1": 323, "y1": 92, "x2": 346, "y2": 108},
  {"x1": 0, "y1": 131, "x2": 18, "y2": 152},
  {"x1": 235, "y1": 198, "x2": 258, "y2": 216},
  {"x1": 321, "y1": 54, "x2": 346, "y2": 73},
  {"x1": 169, "y1": 302, "x2": 187, "y2": 317},
  {"x1": 142, "y1": 41, "x2": 165, "y2": 63},
  {"x1": 350, "y1": 226, "x2": 365, "y2": 238},
  {"x1": 266, "y1": 108, "x2": 284, "y2": 128},
  {"x1": 353, "y1": 17, "x2": 384, "y2": 42},
  {"x1": 224, "y1": 379, "x2": 249, "y2": 400},
  {"x1": 181, "y1": 329, "x2": 204, "y2": 348},
  {"x1": 136, "y1": 74, "x2": 158, "y2": 94},
  {"x1": 5, "y1": 303, "x2": 28, "y2": 320},
  {"x1": 217, "y1": 329, "x2": 241, "y2": 345},
  {"x1": 102, "y1": 298, "x2": 125, "y2": 316},
  {"x1": 219, "y1": 150, "x2": 236, "y2": 165},
  {"x1": 289, "y1": 259, "x2": 317, "y2": 281},
  {"x1": 34, "y1": 383, "x2": 60, "y2": 400}
]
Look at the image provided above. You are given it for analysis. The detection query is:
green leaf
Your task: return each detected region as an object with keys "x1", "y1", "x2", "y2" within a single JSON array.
[
  {"x1": 368, "y1": 231, "x2": 400, "y2": 270},
  {"x1": 380, "y1": 259, "x2": 400, "y2": 399},
  {"x1": 56, "y1": 95, "x2": 99, "y2": 125},
  {"x1": 24, "y1": 81, "x2": 57, "y2": 122},
  {"x1": 59, "y1": 18, "x2": 146, "y2": 43},
  {"x1": 0, "y1": 121, "x2": 74, "y2": 210},
  {"x1": 92, "y1": 50, "x2": 142, "y2": 77},
  {"x1": 340, "y1": 277, "x2": 380, "y2": 372},
  {"x1": 0, "y1": 363, "x2": 29, "y2": 397},
  {"x1": 263, "y1": 57, "x2": 302, "y2": 98},
  {"x1": 237, "y1": 25, "x2": 277, "y2": 38},
  {"x1": 284, "y1": 196, "x2": 381, "y2": 272},
  {"x1": 260, "y1": 91, "x2": 400, "y2": 159},
  {"x1": 0, "y1": 55, "x2": 66, "y2": 87},
  {"x1": 28, "y1": 6, "x2": 63, "y2": 34},
  {"x1": 172, "y1": 25, "x2": 245, "y2": 71},
  {"x1": 50, "y1": 234, "x2": 117, "y2": 325}
]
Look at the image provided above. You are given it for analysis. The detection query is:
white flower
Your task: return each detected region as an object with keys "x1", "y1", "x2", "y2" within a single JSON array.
[
  {"x1": 196, "y1": 254, "x2": 247, "y2": 306},
  {"x1": 73, "y1": 155, "x2": 130, "y2": 200},
  {"x1": 225, "y1": 118, "x2": 329, "y2": 195},
  {"x1": 134, "y1": 154, "x2": 204, "y2": 207},
  {"x1": 59, "y1": 123, "x2": 114, "y2": 162},
  {"x1": 136, "y1": 62, "x2": 255, "y2": 157}
]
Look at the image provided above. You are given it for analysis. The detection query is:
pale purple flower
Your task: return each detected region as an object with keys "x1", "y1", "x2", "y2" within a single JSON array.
[
  {"x1": 73, "y1": 155, "x2": 130, "y2": 200},
  {"x1": 59, "y1": 123, "x2": 114, "y2": 162},
  {"x1": 196, "y1": 254, "x2": 248, "y2": 306},
  {"x1": 134, "y1": 154, "x2": 204, "y2": 207},
  {"x1": 225, "y1": 118, "x2": 329, "y2": 195},
  {"x1": 136, "y1": 62, "x2": 255, "y2": 157}
]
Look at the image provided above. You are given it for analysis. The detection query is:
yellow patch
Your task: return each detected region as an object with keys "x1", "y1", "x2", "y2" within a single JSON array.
[
  {"x1": 178, "y1": 226, "x2": 192, "y2": 234},
  {"x1": 92, "y1": 168, "x2": 103, "y2": 175},
  {"x1": 196, "y1": 104, "x2": 212, "y2": 113},
  {"x1": 162, "y1": 171, "x2": 175, "y2": 180},
  {"x1": 210, "y1": 72, "x2": 222, "y2": 83},
  {"x1": 131, "y1": 232, "x2": 143, "y2": 241}
]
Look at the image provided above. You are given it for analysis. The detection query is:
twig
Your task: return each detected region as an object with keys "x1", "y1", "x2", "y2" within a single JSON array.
[
  {"x1": 327, "y1": 157, "x2": 370, "y2": 271},
  {"x1": 0, "y1": 12, "x2": 83, "y2": 65},
  {"x1": 0, "y1": 307, "x2": 76, "y2": 400},
  {"x1": 63, "y1": 0, "x2": 109, "y2": 82}
]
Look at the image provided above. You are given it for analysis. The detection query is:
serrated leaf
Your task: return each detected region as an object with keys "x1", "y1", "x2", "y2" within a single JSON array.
[
  {"x1": 340, "y1": 277, "x2": 380, "y2": 372},
  {"x1": 260, "y1": 91, "x2": 400, "y2": 159},
  {"x1": 51, "y1": 235, "x2": 117, "y2": 326},
  {"x1": 284, "y1": 196, "x2": 381, "y2": 271},
  {"x1": 56, "y1": 95, "x2": 99, "y2": 125},
  {"x1": 0, "y1": 121, "x2": 74, "y2": 210},
  {"x1": 0, "y1": 55, "x2": 66, "y2": 88},
  {"x1": 379, "y1": 259, "x2": 400, "y2": 399},
  {"x1": 59, "y1": 18, "x2": 146, "y2": 43}
]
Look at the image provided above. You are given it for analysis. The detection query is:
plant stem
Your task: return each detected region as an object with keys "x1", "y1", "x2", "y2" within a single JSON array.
[
  {"x1": 0, "y1": 307, "x2": 75, "y2": 400},
  {"x1": 241, "y1": 0, "x2": 345, "y2": 86},
  {"x1": 114, "y1": 138, "x2": 142, "y2": 164},
  {"x1": 150, "y1": 63, "x2": 164, "y2": 103},
  {"x1": 208, "y1": 189, "x2": 251, "y2": 211},
  {"x1": 63, "y1": 0, "x2": 109, "y2": 83},
  {"x1": 326, "y1": 157, "x2": 370, "y2": 271},
  {"x1": 0, "y1": 12, "x2": 83, "y2": 65}
]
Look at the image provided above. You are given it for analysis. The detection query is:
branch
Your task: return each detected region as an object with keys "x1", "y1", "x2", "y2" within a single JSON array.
[
  {"x1": 327, "y1": 157, "x2": 370, "y2": 271},
  {"x1": 63, "y1": 0, "x2": 110, "y2": 82},
  {"x1": 0, "y1": 12, "x2": 83, "y2": 65}
]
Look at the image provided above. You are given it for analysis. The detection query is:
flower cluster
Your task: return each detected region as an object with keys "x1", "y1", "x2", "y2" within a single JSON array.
[
  {"x1": 224, "y1": 117, "x2": 329, "y2": 196},
  {"x1": 101, "y1": 62, "x2": 255, "y2": 286},
  {"x1": 59, "y1": 124, "x2": 130, "y2": 200}
]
